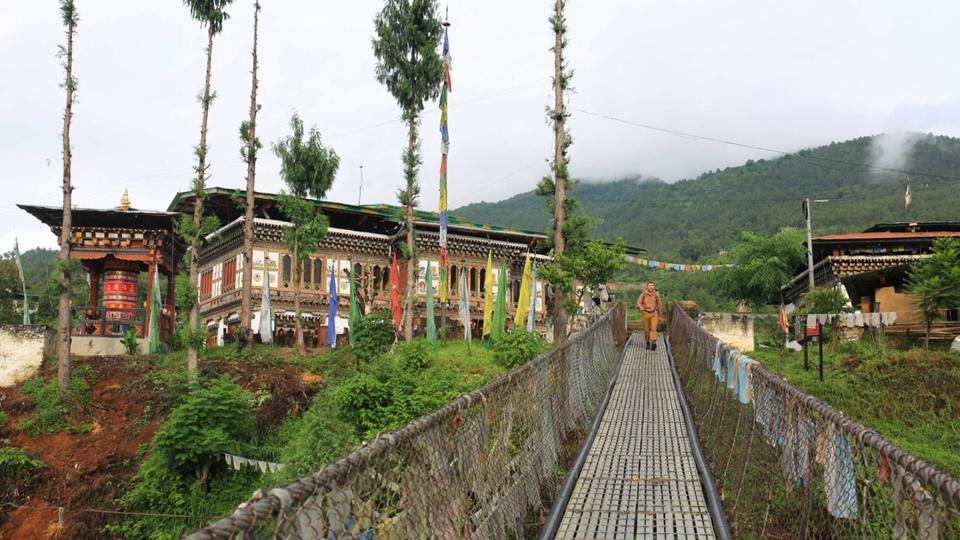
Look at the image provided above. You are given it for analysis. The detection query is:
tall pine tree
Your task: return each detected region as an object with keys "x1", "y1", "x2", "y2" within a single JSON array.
[
  {"x1": 57, "y1": 0, "x2": 78, "y2": 390},
  {"x1": 239, "y1": 1, "x2": 262, "y2": 348},
  {"x1": 180, "y1": 0, "x2": 232, "y2": 373},
  {"x1": 372, "y1": 0, "x2": 444, "y2": 342}
]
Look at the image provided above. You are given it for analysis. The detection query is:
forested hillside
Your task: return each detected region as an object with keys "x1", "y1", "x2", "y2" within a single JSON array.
[{"x1": 454, "y1": 134, "x2": 960, "y2": 260}]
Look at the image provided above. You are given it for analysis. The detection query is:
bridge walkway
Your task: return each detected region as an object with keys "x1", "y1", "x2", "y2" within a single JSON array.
[{"x1": 555, "y1": 334, "x2": 716, "y2": 539}]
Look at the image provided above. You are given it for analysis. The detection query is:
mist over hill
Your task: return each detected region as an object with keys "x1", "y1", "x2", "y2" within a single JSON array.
[{"x1": 453, "y1": 134, "x2": 960, "y2": 260}]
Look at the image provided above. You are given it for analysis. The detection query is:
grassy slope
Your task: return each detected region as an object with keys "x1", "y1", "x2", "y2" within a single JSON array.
[{"x1": 749, "y1": 336, "x2": 960, "y2": 477}]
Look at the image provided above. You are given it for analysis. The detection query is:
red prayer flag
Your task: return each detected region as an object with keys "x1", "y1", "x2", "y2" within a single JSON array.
[
  {"x1": 390, "y1": 251, "x2": 402, "y2": 330},
  {"x1": 778, "y1": 304, "x2": 790, "y2": 334}
]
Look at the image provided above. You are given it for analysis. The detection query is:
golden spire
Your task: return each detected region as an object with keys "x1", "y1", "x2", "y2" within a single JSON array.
[{"x1": 119, "y1": 189, "x2": 131, "y2": 211}]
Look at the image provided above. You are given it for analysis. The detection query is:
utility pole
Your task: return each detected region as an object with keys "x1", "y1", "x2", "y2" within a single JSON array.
[
  {"x1": 804, "y1": 198, "x2": 816, "y2": 291},
  {"x1": 358, "y1": 164, "x2": 364, "y2": 206}
]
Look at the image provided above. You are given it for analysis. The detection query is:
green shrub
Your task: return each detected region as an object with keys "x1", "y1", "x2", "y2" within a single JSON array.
[
  {"x1": 150, "y1": 376, "x2": 254, "y2": 482},
  {"x1": 0, "y1": 410, "x2": 7, "y2": 430},
  {"x1": 0, "y1": 446, "x2": 44, "y2": 480},
  {"x1": 493, "y1": 328, "x2": 549, "y2": 369},
  {"x1": 280, "y1": 394, "x2": 358, "y2": 476},
  {"x1": 121, "y1": 327, "x2": 140, "y2": 355},
  {"x1": 351, "y1": 311, "x2": 396, "y2": 363},
  {"x1": 20, "y1": 369, "x2": 91, "y2": 436},
  {"x1": 394, "y1": 338, "x2": 432, "y2": 372}
]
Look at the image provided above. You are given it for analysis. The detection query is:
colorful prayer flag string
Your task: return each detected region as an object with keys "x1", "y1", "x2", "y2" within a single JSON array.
[
  {"x1": 438, "y1": 15, "x2": 452, "y2": 301},
  {"x1": 622, "y1": 254, "x2": 732, "y2": 272}
]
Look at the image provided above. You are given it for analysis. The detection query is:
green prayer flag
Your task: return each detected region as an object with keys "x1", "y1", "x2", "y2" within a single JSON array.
[
  {"x1": 147, "y1": 270, "x2": 161, "y2": 354},
  {"x1": 349, "y1": 262, "x2": 361, "y2": 343},
  {"x1": 425, "y1": 261, "x2": 437, "y2": 348},
  {"x1": 491, "y1": 258, "x2": 507, "y2": 343}
]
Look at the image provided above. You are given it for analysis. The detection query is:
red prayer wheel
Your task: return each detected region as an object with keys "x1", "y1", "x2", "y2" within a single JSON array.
[{"x1": 102, "y1": 260, "x2": 139, "y2": 320}]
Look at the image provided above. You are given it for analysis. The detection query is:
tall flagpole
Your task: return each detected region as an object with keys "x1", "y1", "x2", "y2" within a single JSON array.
[
  {"x1": 439, "y1": 8, "x2": 452, "y2": 340},
  {"x1": 14, "y1": 236, "x2": 30, "y2": 325}
]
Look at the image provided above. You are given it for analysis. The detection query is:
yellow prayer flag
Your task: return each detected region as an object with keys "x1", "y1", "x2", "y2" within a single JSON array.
[
  {"x1": 514, "y1": 255, "x2": 533, "y2": 326},
  {"x1": 482, "y1": 252, "x2": 494, "y2": 337}
]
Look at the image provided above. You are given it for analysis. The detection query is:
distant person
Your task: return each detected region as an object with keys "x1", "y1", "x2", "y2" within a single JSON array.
[{"x1": 636, "y1": 281, "x2": 662, "y2": 350}]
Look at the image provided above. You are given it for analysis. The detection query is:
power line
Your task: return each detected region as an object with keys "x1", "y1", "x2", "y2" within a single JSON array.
[{"x1": 575, "y1": 108, "x2": 960, "y2": 182}]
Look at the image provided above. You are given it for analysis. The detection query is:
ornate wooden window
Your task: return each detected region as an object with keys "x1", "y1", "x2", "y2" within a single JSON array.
[
  {"x1": 222, "y1": 259, "x2": 237, "y2": 292},
  {"x1": 450, "y1": 266, "x2": 458, "y2": 296},
  {"x1": 199, "y1": 269, "x2": 213, "y2": 299},
  {"x1": 282, "y1": 255, "x2": 291, "y2": 287},
  {"x1": 313, "y1": 259, "x2": 323, "y2": 289},
  {"x1": 303, "y1": 258, "x2": 312, "y2": 289},
  {"x1": 476, "y1": 268, "x2": 483, "y2": 297},
  {"x1": 382, "y1": 266, "x2": 390, "y2": 291}
]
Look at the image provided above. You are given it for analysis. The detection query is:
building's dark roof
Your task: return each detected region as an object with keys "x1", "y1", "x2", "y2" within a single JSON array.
[
  {"x1": 18, "y1": 204, "x2": 179, "y2": 230},
  {"x1": 814, "y1": 231, "x2": 960, "y2": 242},
  {"x1": 863, "y1": 221, "x2": 960, "y2": 233},
  {"x1": 167, "y1": 187, "x2": 550, "y2": 245}
]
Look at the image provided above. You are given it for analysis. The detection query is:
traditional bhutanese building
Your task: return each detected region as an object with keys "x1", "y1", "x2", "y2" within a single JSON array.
[
  {"x1": 167, "y1": 187, "x2": 552, "y2": 347},
  {"x1": 782, "y1": 221, "x2": 960, "y2": 337}
]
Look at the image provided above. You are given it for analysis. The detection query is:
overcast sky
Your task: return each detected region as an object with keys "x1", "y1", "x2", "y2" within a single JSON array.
[{"x1": 3, "y1": 0, "x2": 960, "y2": 252}]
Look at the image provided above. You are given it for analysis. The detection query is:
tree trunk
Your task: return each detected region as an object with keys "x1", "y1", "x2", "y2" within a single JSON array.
[
  {"x1": 188, "y1": 27, "x2": 216, "y2": 374},
  {"x1": 403, "y1": 119, "x2": 417, "y2": 342},
  {"x1": 240, "y1": 3, "x2": 260, "y2": 349},
  {"x1": 551, "y1": 0, "x2": 568, "y2": 344},
  {"x1": 294, "y1": 240, "x2": 305, "y2": 354},
  {"x1": 57, "y1": 12, "x2": 77, "y2": 391}
]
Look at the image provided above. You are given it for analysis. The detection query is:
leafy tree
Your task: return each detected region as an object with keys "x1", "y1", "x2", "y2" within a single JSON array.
[
  {"x1": 0, "y1": 260, "x2": 21, "y2": 324},
  {"x1": 372, "y1": 0, "x2": 444, "y2": 342},
  {"x1": 713, "y1": 229, "x2": 807, "y2": 310},
  {"x1": 906, "y1": 237, "x2": 960, "y2": 347},
  {"x1": 150, "y1": 376, "x2": 253, "y2": 491},
  {"x1": 539, "y1": 240, "x2": 626, "y2": 328},
  {"x1": 351, "y1": 311, "x2": 396, "y2": 364},
  {"x1": 239, "y1": 1, "x2": 262, "y2": 348},
  {"x1": 57, "y1": 0, "x2": 78, "y2": 391},
  {"x1": 800, "y1": 287, "x2": 851, "y2": 344},
  {"x1": 181, "y1": 0, "x2": 233, "y2": 374},
  {"x1": 536, "y1": 0, "x2": 574, "y2": 343},
  {"x1": 272, "y1": 113, "x2": 340, "y2": 354}
]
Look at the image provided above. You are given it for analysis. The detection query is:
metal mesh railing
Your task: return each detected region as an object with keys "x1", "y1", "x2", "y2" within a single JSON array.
[
  {"x1": 668, "y1": 302, "x2": 960, "y2": 539},
  {"x1": 186, "y1": 304, "x2": 627, "y2": 539}
]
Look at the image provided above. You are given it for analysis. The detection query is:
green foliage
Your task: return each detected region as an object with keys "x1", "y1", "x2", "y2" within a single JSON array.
[
  {"x1": 273, "y1": 113, "x2": 340, "y2": 201},
  {"x1": 121, "y1": 327, "x2": 140, "y2": 355},
  {"x1": 0, "y1": 410, "x2": 7, "y2": 429},
  {"x1": 351, "y1": 311, "x2": 396, "y2": 363},
  {"x1": 394, "y1": 338, "x2": 432, "y2": 372},
  {"x1": 279, "y1": 394, "x2": 358, "y2": 476},
  {"x1": 713, "y1": 229, "x2": 807, "y2": 309},
  {"x1": 906, "y1": 237, "x2": 960, "y2": 340},
  {"x1": 493, "y1": 328, "x2": 549, "y2": 370},
  {"x1": 455, "y1": 135, "x2": 960, "y2": 262},
  {"x1": 277, "y1": 195, "x2": 329, "y2": 265},
  {"x1": 150, "y1": 376, "x2": 254, "y2": 480},
  {"x1": 183, "y1": 0, "x2": 233, "y2": 34},
  {"x1": 20, "y1": 368, "x2": 90, "y2": 436},
  {"x1": 801, "y1": 287, "x2": 851, "y2": 315},
  {"x1": 0, "y1": 447, "x2": 44, "y2": 480},
  {"x1": 540, "y1": 240, "x2": 626, "y2": 317},
  {"x1": 372, "y1": 0, "x2": 445, "y2": 123}
]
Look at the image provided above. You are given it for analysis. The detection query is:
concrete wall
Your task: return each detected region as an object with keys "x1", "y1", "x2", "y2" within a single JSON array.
[
  {"x1": 71, "y1": 336, "x2": 146, "y2": 356},
  {"x1": 874, "y1": 286, "x2": 922, "y2": 325},
  {"x1": 0, "y1": 325, "x2": 55, "y2": 387},
  {"x1": 701, "y1": 313, "x2": 755, "y2": 352}
]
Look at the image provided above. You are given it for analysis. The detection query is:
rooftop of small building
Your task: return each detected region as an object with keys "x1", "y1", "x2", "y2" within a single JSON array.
[{"x1": 18, "y1": 189, "x2": 179, "y2": 231}]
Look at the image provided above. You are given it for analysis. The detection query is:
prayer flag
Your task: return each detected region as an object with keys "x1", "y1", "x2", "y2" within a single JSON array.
[
  {"x1": 778, "y1": 304, "x2": 790, "y2": 334},
  {"x1": 425, "y1": 261, "x2": 437, "y2": 348},
  {"x1": 390, "y1": 251, "x2": 402, "y2": 330},
  {"x1": 13, "y1": 237, "x2": 29, "y2": 325},
  {"x1": 438, "y1": 21, "x2": 452, "y2": 289},
  {"x1": 527, "y1": 262, "x2": 537, "y2": 331},
  {"x1": 327, "y1": 266, "x2": 338, "y2": 347},
  {"x1": 349, "y1": 261, "x2": 361, "y2": 343},
  {"x1": 491, "y1": 259, "x2": 507, "y2": 342},
  {"x1": 482, "y1": 252, "x2": 494, "y2": 337},
  {"x1": 459, "y1": 270, "x2": 471, "y2": 341},
  {"x1": 514, "y1": 255, "x2": 533, "y2": 326},
  {"x1": 147, "y1": 269, "x2": 161, "y2": 354},
  {"x1": 259, "y1": 257, "x2": 273, "y2": 344}
]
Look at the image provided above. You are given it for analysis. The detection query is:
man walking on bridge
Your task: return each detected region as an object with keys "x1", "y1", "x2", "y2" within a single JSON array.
[{"x1": 636, "y1": 281, "x2": 662, "y2": 349}]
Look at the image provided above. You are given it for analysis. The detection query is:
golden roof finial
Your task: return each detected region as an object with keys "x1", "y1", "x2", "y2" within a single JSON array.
[{"x1": 119, "y1": 189, "x2": 131, "y2": 211}]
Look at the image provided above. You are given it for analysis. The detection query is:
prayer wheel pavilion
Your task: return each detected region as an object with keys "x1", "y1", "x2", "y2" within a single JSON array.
[{"x1": 18, "y1": 191, "x2": 180, "y2": 355}]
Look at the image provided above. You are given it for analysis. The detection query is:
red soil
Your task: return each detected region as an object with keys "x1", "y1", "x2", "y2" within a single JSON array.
[{"x1": 0, "y1": 356, "x2": 309, "y2": 539}]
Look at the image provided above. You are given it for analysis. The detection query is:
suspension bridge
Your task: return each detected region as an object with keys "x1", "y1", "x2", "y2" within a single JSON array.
[{"x1": 187, "y1": 303, "x2": 960, "y2": 540}]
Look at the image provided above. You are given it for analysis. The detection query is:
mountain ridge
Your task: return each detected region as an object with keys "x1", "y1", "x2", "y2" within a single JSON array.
[{"x1": 453, "y1": 133, "x2": 960, "y2": 260}]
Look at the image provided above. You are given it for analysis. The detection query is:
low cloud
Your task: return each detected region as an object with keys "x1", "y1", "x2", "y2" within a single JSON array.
[{"x1": 867, "y1": 132, "x2": 927, "y2": 177}]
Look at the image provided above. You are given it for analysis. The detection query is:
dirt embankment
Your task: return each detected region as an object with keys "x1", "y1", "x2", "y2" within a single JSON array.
[{"x1": 0, "y1": 356, "x2": 310, "y2": 539}]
